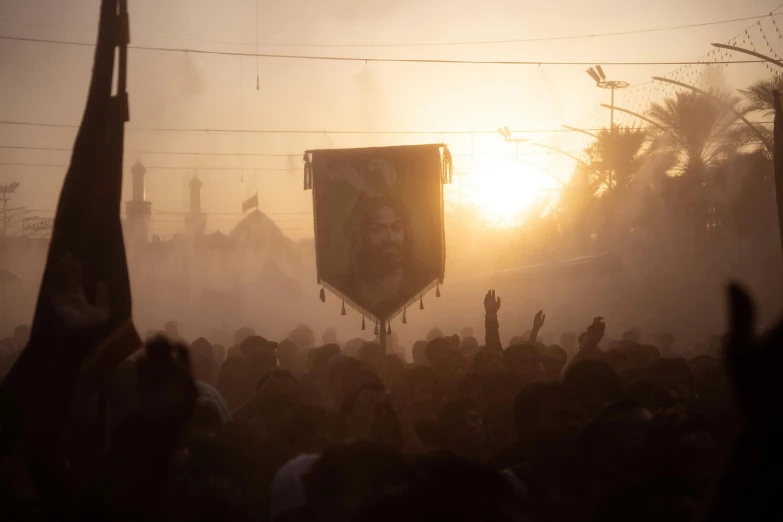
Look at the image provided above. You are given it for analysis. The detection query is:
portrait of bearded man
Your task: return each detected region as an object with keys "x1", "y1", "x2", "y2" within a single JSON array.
[{"x1": 340, "y1": 192, "x2": 436, "y2": 317}]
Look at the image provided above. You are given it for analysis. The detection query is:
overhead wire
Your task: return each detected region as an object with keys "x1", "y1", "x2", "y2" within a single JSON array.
[
  {"x1": 0, "y1": 120, "x2": 772, "y2": 135},
  {"x1": 1, "y1": 12, "x2": 779, "y2": 48},
  {"x1": 0, "y1": 34, "x2": 767, "y2": 66}
]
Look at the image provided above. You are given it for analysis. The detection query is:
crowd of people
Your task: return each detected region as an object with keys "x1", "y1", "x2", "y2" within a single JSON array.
[{"x1": 0, "y1": 284, "x2": 779, "y2": 521}]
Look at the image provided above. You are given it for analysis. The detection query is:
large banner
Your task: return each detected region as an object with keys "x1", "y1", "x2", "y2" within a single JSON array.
[{"x1": 305, "y1": 144, "x2": 450, "y2": 322}]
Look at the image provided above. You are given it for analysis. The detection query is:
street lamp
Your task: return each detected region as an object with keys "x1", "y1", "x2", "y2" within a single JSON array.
[
  {"x1": 497, "y1": 126, "x2": 528, "y2": 170},
  {"x1": 586, "y1": 65, "x2": 629, "y2": 131}
]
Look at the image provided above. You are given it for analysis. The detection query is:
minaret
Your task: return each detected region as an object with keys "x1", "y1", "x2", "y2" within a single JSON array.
[
  {"x1": 185, "y1": 175, "x2": 206, "y2": 234},
  {"x1": 125, "y1": 159, "x2": 152, "y2": 245}
]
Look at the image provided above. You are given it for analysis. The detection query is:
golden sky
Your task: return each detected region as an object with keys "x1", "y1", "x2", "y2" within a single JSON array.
[{"x1": 0, "y1": 0, "x2": 779, "y2": 237}]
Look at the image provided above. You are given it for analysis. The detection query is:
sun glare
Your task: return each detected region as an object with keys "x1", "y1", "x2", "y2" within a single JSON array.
[{"x1": 453, "y1": 151, "x2": 556, "y2": 229}]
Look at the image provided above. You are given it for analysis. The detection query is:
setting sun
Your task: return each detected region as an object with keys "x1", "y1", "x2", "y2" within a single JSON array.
[{"x1": 451, "y1": 149, "x2": 559, "y2": 228}]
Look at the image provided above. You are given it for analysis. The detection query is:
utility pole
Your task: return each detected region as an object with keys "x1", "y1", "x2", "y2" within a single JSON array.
[
  {"x1": 0, "y1": 183, "x2": 20, "y2": 236},
  {"x1": 586, "y1": 66, "x2": 628, "y2": 188}
]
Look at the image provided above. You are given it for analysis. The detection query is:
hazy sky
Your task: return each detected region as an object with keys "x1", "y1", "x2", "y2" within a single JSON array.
[{"x1": 0, "y1": 0, "x2": 780, "y2": 238}]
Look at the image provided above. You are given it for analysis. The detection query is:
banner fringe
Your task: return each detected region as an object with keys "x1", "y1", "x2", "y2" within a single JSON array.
[{"x1": 320, "y1": 278, "x2": 439, "y2": 324}]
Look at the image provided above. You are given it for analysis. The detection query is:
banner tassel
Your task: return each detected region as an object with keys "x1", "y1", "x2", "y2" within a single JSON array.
[
  {"x1": 387, "y1": 322, "x2": 392, "y2": 335},
  {"x1": 420, "y1": 297, "x2": 424, "y2": 310},
  {"x1": 374, "y1": 322, "x2": 379, "y2": 335},
  {"x1": 320, "y1": 287, "x2": 326, "y2": 303},
  {"x1": 436, "y1": 283, "x2": 441, "y2": 298},
  {"x1": 402, "y1": 309, "x2": 407, "y2": 324},
  {"x1": 341, "y1": 301, "x2": 346, "y2": 316},
  {"x1": 362, "y1": 317, "x2": 366, "y2": 330}
]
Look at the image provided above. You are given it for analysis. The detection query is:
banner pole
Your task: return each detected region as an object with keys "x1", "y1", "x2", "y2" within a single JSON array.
[{"x1": 379, "y1": 318, "x2": 387, "y2": 350}]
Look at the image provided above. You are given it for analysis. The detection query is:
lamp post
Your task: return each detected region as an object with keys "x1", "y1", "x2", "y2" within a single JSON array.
[
  {"x1": 587, "y1": 66, "x2": 628, "y2": 189},
  {"x1": 0, "y1": 182, "x2": 20, "y2": 236},
  {"x1": 497, "y1": 126, "x2": 528, "y2": 171},
  {"x1": 586, "y1": 65, "x2": 629, "y2": 132}
]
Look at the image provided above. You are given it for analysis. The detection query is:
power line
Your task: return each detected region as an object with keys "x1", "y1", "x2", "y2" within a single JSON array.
[
  {"x1": 0, "y1": 144, "x2": 597, "y2": 157},
  {"x1": 0, "y1": 145, "x2": 303, "y2": 157},
  {"x1": 250, "y1": 13, "x2": 783, "y2": 48},
  {"x1": 0, "y1": 162, "x2": 299, "y2": 171},
  {"x1": 0, "y1": 120, "x2": 585, "y2": 134},
  {"x1": 1, "y1": 13, "x2": 779, "y2": 48},
  {"x1": 0, "y1": 120, "x2": 772, "y2": 136},
  {"x1": 0, "y1": 34, "x2": 766, "y2": 66}
]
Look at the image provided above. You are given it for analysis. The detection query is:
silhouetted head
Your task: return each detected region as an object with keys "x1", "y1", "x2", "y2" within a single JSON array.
[
  {"x1": 322, "y1": 327, "x2": 338, "y2": 345},
  {"x1": 311, "y1": 344, "x2": 342, "y2": 374},
  {"x1": 514, "y1": 382, "x2": 583, "y2": 455},
  {"x1": 471, "y1": 347, "x2": 504, "y2": 375},
  {"x1": 411, "y1": 340, "x2": 428, "y2": 365},
  {"x1": 288, "y1": 324, "x2": 315, "y2": 350},
  {"x1": 164, "y1": 321, "x2": 179, "y2": 338},
  {"x1": 276, "y1": 339, "x2": 299, "y2": 367},
  {"x1": 426, "y1": 328, "x2": 444, "y2": 342},
  {"x1": 240, "y1": 335, "x2": 277, "y2": 359},
  {"x1": 503, "y1": 343, "x2": 546, "y2": 384},
  {"x1": 378, "y1": 354, "x2": 405, "y2": 388},
  {"x1": 438, "y1": 398, "x2": 488, "y2": 462},
  {"x1": 359, "y1": 342, "x2": 385, "y2": 371},
  {"x1": 12, "y1": 325, "x2": 29, "y2": 350},
  {"x1": 623, "y1": 327, "x2": 642, "y2": 343},
  {"x1": 343, "y1": 338, "x2": 365, "y2": 358},
  {"x1": 233, "y1": 326, "x2": 255, "y2": 348},
  {"x1": 564, "y1": 360, "x2": 623, "y2": 420},
  {"x1": 426, "y1": 339, "x2": 466, "y2": 380},
  {"x1": 459, "y1": 336, "x2": 479, "y2": 357},
  {"x1": 543, "y1": 344, "x2": 568, "y2": 380},
  {"x1": 391, "y1": 365, "x2": 441, "y2": 422}
]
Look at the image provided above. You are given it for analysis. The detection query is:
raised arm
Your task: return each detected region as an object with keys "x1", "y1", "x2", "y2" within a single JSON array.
[
  {"x1": 484, "y1": 289, "x2": 502, "y2": 351},
  {"x1": 701, "y1": 285, "x2": 783, "y2": 522},
  {"x1": 529, "y1": 310, "x2": 546, "y2": 344}
]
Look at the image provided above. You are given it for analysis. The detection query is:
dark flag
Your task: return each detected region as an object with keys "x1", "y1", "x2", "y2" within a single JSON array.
[
  {"x1": 0, "y1": 0, "x2": 140, "y2": 451},
  {"x1": 242, "y1": 192, "x2": 259, "y2": 213}
]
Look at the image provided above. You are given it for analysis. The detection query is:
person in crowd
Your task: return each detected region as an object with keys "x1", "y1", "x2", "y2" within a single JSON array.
[
  {"x1": 459, "y1": 336, "x2": 479, "y2": 357},
  {"x1": 411, "y1": 340, "x2": 428, "y2": 365},
  {"x1": 438, "y1": 398, "x2": 495, "y2": 463},
  {"x1": 358, "y1": 342, "x2": 385, "y2": 372},
  {"x1": 12, "y1": 325, "x2": 29, "y2": 351},
  {"x1": 276, "y1": 339, "x2": 302, "y2": 379},
  {"x1": 2, "y1": 284, "x2": 777, "y2": 522}
]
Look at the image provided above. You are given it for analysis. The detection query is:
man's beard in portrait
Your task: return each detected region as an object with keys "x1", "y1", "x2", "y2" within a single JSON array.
[{"x1": 364, "y1": 238, "x2": 406, "y2": 273}]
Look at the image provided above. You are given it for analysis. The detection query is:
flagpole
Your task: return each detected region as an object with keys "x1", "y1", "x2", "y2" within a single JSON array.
[{"x1": 379, "y1": 318, "x2": 387, "y2": 350}]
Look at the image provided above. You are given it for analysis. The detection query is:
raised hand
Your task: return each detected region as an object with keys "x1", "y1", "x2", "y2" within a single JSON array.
[
  {"x1": 724, "y1": 284, "x2": 783, "y2": 422},
  {"x1": 533, "y1": 310, "x2": 546, "y2": 330},
  {"x1": 529, "y1": 310, "x2": 546, "y2": 343},
  {"x1": 484, "y1": 289, "x2": 501, "y2": 316},
  {"x1": 50, "y1": 254, "x2": 110, "y2": 330},
  {"x1": 587, "y1": 317, "x2": 605, "y2": 345}
]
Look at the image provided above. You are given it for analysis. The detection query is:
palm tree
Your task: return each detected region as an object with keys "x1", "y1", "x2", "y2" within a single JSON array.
[
  {"x1": 646, "y1": 89, "x2": 750, "y2": 239},
  {"x1": 739, "y1": 74, "x2": 783, "y2": 153},
  {"x1": 584, "y1": 126, "x2": 649, "y2": 191},
  {"x1": 647, "y1": 89, "x2": 749, "y2": 178},
  {"x1": 740, "y1": 74, "x2": 783, "y2": 116}
]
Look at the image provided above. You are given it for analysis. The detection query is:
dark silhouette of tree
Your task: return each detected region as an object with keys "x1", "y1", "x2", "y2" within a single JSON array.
[
  {"x1": 584, "y1": 126, "x2": 649, "y2": 191},
  {"x1": 646, "y1": 90, "x2": 750, "y2": 241}
]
